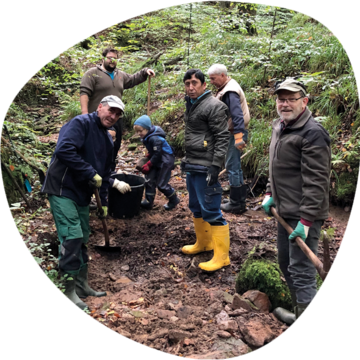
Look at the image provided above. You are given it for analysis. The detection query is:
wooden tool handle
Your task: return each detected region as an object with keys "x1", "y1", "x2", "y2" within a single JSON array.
[
  {"x1": 94, "y1": 188, "x2": 110, "y2": 247},
  {"x1": 271, "y1": 207, "x2": 327, "y2": 281},
  {"x1": 147, "y1": 76, "x2": 151, "y2": 116}
]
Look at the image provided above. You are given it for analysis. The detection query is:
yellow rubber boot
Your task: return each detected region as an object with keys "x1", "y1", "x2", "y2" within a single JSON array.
[
  {"x1": 199, "y1": 224, "x2": 230, "y2": 271},
  {"x1": 182, "y1": 218, "x2": 213, "y2": 254}
]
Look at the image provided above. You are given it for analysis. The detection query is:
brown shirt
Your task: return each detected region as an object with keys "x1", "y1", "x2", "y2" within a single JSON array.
[{"x1": 80, "y1": 65, "x2": 149, "y2": 112}]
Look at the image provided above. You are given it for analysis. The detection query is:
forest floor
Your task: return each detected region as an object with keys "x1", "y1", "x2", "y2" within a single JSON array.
[{"x1": 25, "y1": 131, "x2": 348, "y2": 359}]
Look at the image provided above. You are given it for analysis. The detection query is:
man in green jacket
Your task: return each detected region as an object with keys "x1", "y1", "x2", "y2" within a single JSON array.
[
  {"x1": 180, "y1": 69, "x2": 230, "y2": 272},
  {"x1": 262, "y1": 78, "x2": 331, "y2": 324}
]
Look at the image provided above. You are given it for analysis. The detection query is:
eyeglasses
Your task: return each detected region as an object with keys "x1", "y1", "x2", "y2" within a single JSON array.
[
  {"x1": 276, "y1": 96, "x2": 304, "y2": 104},
  {"x1": 105, "y1": 57, "x2": 117, "y2": 61}
]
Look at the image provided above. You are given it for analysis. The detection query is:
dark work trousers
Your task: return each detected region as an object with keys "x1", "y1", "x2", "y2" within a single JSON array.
[
  {"x1": 277, "y1": 219, "x2": 323, "y2": 304},
  {"x1": 186, "y1": 172, "x2": 227, "y2": 226},
  {"x1": 145, "y1": 161, "x2": 175, "y2": 201}
]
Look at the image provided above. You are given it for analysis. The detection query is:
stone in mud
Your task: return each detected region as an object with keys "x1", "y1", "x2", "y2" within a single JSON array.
[
  {"x1": 156, "y1": 309, "x2": 176, "y2": 319},
  {"x1": 168, "y1": 329, "x2": 192, "y2": 342},
  {"x1": 239, "y1": 318, "x2": 276, "y2": 347},
  {"x1": 148, "y1": 329, "x2": 168, "y2": 341},
  {"x1": 232, "y1": 294, "x2": 254, "y2": 312},
  {"x1": 216, "y1": 330, "x2": 232, "y2": 339},
  {"x1": 218, "y1": 320, "x2": 238, "y2": 332},
  {"x1": 176, "y1": 305, "x2": 193, "y2": 319},
  {"x1": 242, "y1": 290, "x2": 271, "y2": 313},
  {"x1": 215, "y1": 310, "x2": 229, "y2": 324}
]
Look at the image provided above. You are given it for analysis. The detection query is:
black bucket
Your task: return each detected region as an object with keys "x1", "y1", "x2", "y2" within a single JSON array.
[{"x1": 108, "y1": 174, "x2": 145, "y2": 219}]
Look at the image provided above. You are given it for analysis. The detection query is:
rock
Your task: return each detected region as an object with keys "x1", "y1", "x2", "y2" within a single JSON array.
[
  {"x1": 117, "y1": 328, "x2": 131, "y2": 338},
  {"x1": 187, "y1": 351, "x2": 226, "y2": 359},
  {"x1": 176, "y1": 305, "x2": 193, "y2": 319},
  {"x1": 109, "y1": 273, "x2": 117, "y2": 281},
  {"x1": 240, "y1": 319, "x2": 276, "y2": 347},
  {"x1": 170, "y1": 316, "x2": 179, "y2": 322},
  {"x1": 115, "y1": 276, "x2": 132, "y2": 284},
  {"x1": 209, "y1": 301, "x2": 223, "y2": 315},
  {"x1": 218, "y1": 320, "x2": 238, "y2": 332},
  {"x1": 243, "y1": 290, "x2": 271, "y2": 313},
  {"x1": 215, "y1": 310, "x2": 230, "y2": 324},
  {"x1": 156, "y1": 309, "x2": 176, "y2": 319},
  {"x1": 155, "y1": 288, "x2": 168, "y2": 296},
  {"x1": 228, "y1": 308, "x2": 248, "y2": 317},
  {"x1": 224, "y1": 305, "x2": 232, "y2": 312},
  {"x1": 130, "y1": 310, "x2": 145, "y2": 318},
  {"x1": 216, "y1": 330, "x2": 232, "y2": 339},
  {"x1": 222, "y1": 292, "x2": 234, "y2": 304},
  {"x1": 180, "y1": 323, "x2": 196, "y2": 331},
  {"x1": 148, "y1": 329, "x2": 168, "y2": 341},
  {"x1": 121, "y1": 265, "x2": 130, "y2": 271},
  {"x1": 344, "y1": 206, "x2": 351, "y2": 212},
  {"x1": 141, "y1": 318, "x2": 149, "y2": 325},
  {"x1": 168, "y1": 329, "x2": 192, "y2": 342},
  {"x1": 232, "y1": 294, "x2": 254, "y2": 312},
  {"x1": 184, "y1": 338, "x2": 195, "y2": 346},
  {"x1": 189, "y1": 337, "x2": 250, "y2": 359}
]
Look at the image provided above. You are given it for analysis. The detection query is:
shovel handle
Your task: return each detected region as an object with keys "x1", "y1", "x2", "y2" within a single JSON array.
[
  {"x1": 271, "y1": 207, "x2": 327, "y2": 281},
  {"x1": 94, "y1": 188, "x2": 110, "y2": 247},
  {"x1": 147, "y1": 76, "x2": 151, "y2": 116}
]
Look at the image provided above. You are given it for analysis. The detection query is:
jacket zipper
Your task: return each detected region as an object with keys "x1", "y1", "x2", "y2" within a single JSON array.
[
  {"x1": 41, "y1": 155, "x2": 56, "y2": 190},
  {"x1": 60, "y1": 167, "x2": 68, "y2": 196}
]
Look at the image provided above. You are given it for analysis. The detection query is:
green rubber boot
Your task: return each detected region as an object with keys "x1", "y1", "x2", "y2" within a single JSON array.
[
  {"x1": 76, "y1": 264, "x2": 107, "y2": 298},
  {"x1": 63, "y1": 275, "x2": 88, "y2": 310}
]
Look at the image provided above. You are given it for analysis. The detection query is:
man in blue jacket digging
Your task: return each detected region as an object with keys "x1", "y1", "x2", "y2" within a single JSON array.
[{"x1": 41, "y1": 95, "x2": 130, "y2": 310}]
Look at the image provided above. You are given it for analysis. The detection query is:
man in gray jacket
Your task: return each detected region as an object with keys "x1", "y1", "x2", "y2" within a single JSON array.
[
  {"x1": 262, "y1": 78, "x2": 331, "y2": 323},
  {"x1": 180, "y1": 69, "x2": 230, "y2": 272}
]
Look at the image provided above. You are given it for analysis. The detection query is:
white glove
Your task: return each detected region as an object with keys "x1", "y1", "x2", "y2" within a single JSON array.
[
  {"x1": 113, "y1": 178, "x2": 131, "y2": 194},
  {"x1": 262, "y1": 195, "x2": 271, "y2": 206}
]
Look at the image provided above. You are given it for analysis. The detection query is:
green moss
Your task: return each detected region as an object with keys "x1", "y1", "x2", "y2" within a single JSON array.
[{"x1": 235, "y1": 257, "x2": 292, "y2": 311}]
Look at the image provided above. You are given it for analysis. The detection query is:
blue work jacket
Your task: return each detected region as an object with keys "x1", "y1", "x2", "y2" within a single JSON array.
[{"x1": 41, "y1": 112, "x2": 113, "y2": 206}]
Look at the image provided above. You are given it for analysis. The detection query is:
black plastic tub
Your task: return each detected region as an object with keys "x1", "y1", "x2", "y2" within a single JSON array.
[{"x1": 108, "y1": 174, "x2": 145, "y2": 219}]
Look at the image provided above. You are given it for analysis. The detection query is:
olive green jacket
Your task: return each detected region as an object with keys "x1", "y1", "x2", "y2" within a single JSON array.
[{"x1": 266, "y1": 108, "x2": 331, "y2": 222}]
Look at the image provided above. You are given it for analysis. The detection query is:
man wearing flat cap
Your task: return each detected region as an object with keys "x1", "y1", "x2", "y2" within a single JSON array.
[
  {"x1": 41, "y1": 95, "x2": 130, "y2": 310},
  {"x1": 262, "y1": 78, "x2": 331, "y2": 324}
]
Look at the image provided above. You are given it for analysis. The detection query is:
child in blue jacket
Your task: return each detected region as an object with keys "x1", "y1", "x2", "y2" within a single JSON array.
[{"x1": 134, "y1": 115, "x2": 180, "y2": 210}]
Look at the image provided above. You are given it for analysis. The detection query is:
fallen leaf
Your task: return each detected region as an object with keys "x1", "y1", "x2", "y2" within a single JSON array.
[{"x1": 9, "y1": 165, "x2": 15, "y2": 171}]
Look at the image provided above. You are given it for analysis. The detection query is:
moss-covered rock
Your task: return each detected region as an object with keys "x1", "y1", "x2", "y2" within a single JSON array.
[{"x1": 235, "y1": 247, "x2": 292, "y2": 310}]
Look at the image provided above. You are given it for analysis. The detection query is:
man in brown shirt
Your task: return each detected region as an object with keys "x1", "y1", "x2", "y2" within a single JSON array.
[
  {"x1": 80, "y1": 47, "x2": 155, "y2": 170},
  {"x1": 80, "y1": 47, "x2": 155, "y2": 114}
]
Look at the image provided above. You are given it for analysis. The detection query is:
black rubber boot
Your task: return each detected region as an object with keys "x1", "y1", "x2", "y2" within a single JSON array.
[
  {"x1": 63, "y1": 274, "x2": 88, "y2": 310},
  {"x1": 295, "y1": 303, "x2": 309, "y2": 319},
  {"x1": 141, "y1": 195, "x2": 154, "y2": 210},
  {"x1": 76, "y1": 264, "x2": 106, "y2": 298},
  {"x1": 164, "y1": 192, "x2": 180, "y2": 210},
  {"x1": 220, "y1": 185, "x2": 247, "y2": 214}
]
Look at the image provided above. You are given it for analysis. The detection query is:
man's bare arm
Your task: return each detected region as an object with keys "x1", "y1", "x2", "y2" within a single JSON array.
[{"x1": 80, "y1": 94, "x2": 89, "y2": 114}]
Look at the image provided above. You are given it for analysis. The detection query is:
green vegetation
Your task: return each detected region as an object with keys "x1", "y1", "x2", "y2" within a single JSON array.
[
  {"x1": 236, "y1": 257, "x2": 292, "y2": 310},
  {"x1": 0, "y1": 2, "x2": 360, "y2": 296}
]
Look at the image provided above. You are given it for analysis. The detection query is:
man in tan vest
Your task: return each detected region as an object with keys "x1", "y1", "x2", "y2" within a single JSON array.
[{"x1": 207, "y1": 64, "x2": 250, "y2": 214}]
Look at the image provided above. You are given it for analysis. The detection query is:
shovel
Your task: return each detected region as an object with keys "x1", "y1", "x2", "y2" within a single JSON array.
[
  {"x1": 271, "y1": 207, "x2": 328, "y2": 281},
  {"x1": 93, "y1": 188, "x2": 121, "y2": 252}
]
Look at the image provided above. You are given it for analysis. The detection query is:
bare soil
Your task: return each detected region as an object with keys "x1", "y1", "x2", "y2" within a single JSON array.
[{"x1": 68, "y1": 137, "x2": 348, "y2": 358}]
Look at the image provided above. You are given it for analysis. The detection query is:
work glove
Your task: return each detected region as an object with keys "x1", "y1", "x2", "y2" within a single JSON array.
[
  {"x1": 234, "y1": 132, "x2": 246, "y2": 150},
  {"x1": 262, "y1": 195, "x2": 276, "y2": 216},
  {"x1": 97, "y1": 206, "x2": 108, "y2": 219},
  {"x1": 89, "y1": 174, "x2": 102, "y2": 188},
  {"x1": 113, "y1": 178, "x2": 131, "y2": 194},
  {"x1": 142, "y1": 161, "x2": 152, "y2": 174},
  {"x1": 289, "y1": 221, "x2": 310, "y2": 242},
  {"x1": 206, "y1": 165, "x2": 220, "y2": 186}
]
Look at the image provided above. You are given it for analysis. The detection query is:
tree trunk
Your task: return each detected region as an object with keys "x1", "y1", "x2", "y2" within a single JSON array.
[{"x1": 219, "y1": 0, "x2": 230, "y2": 9}]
